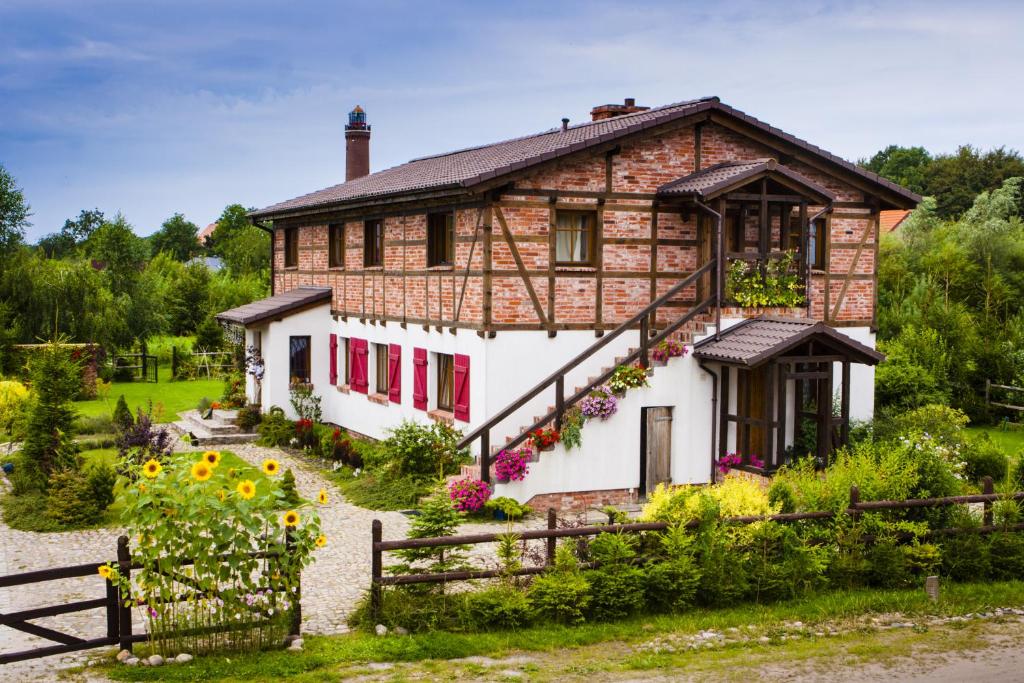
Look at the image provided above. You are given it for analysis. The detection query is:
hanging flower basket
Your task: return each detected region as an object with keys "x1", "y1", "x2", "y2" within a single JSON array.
[
  {"x1": 494, "y1": 448, "x2": 531, "y2": 482},
  {"x1": 530, "y1": 427, "x2": 560, "y2": 452}
]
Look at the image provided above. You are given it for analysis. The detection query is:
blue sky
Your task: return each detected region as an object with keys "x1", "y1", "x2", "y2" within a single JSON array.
[{"x1": 1, "y1": 0, "x2": 1022, "y2": 240}]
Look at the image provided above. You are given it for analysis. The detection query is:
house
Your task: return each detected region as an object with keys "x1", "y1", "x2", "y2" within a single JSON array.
[{"x1": 218, "y1": 97, "x2": 919, "y2": 509}]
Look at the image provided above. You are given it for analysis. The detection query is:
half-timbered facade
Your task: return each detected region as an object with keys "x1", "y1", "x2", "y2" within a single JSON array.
[{"x1": 219, "y1": 97, "x2": 919, "y2": 509}]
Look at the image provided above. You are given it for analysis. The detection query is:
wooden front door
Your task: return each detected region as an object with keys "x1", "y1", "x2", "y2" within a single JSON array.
[{"x1": 642, "y1": 407, "x2": 673, "y2": 497}]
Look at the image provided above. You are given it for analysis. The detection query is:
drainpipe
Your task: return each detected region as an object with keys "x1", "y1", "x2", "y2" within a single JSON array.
[
  {"x1": 692, "y1": 199, "x2": 723, "y2": 340},
  {"x1": 698, "y1": 360, "x2": 719, "y2": 482},
  {"x1": 251, "y1": 219, "x2": 275, "y2": 296}
]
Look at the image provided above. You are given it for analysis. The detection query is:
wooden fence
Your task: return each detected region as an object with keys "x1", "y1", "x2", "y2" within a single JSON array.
[
  {"x1": 985, "y1": 379, "x2": 1024, "y2": 413},
  {"x1": 370, "y1": 479, "x2": 1023, "y2": 617},
  {"x1": 171, "y1": 348, "x2": 234, "y2": 379},
  {"x1": 0, "y1": 536, "x2": 300, "y2": 665}
]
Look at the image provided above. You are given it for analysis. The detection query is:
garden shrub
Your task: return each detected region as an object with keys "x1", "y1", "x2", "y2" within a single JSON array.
[
  {"x1": 875, "y1": 404, "x2": 968, "y2": 444},
  {"x1": 86, "y1": 462, "x2": 117, "y2": 512},
  {"x1": 746, "y1": 521, "x2": 829, "y2": 602},
  {"x1": 694, "y1": 525, "x2": 751, "y2": 606},
  {"x1": 460, "y1": 585, "x2": 532, "y2": 630},
  {"x1": 960, "y1": 435, "x2": 1009, "y2": 483},
  {"x1": 115, "y1": 409, "x2": 174, "y2": 480},
  {"x1": 644, "y1": 525, "x2": 701, "y2": 613},
  {"x1": 112, "y1": 394, "x2": 134, "y2": 432},
  {"x1": 1013, "y1": 453, "x2": 1024, "y2": 489},
  {"x1": 390, "y1": 488, "x2": 468, "y2": 582},
  {"x1": 0, "y1": 379, "x2": 29, "y2": 437},
  {"x1": 349, "y1": 588, "x2": 459, "y2": 633},
  {"x1": 257, "y1": 407, "x2": 295, "y2": 447},
  {"x1": 940, "y1": 507, "x2": 991, "y2": 581},
  {"x1": 866, "y1": 533, "x2": 913, "y2": 588},
  {"x1": 584, "y1": 532, "x2": 646, "y2": 620},
  {"x1": 235, "y1": 403, "x2": 262, "y2": 432},
  {"x1": 221, "y1": 372, "x2": 246, "y2": 408},
  {"x1": 371, "y1": 420, "x2": 465, "y2": 478},
  {"x1": 46, "y1": 469, "x2": 102, "y2": 527},
  {"x1": 194, "y1": 316, "x2": 224, "y2": 351},
  {"x1": 20, "y1": 340, "x2": 82, "y2": 479},
  {"x1": 528, "y1": 543, "x2": 590, "y2": 625},
  {"x1": 289, "y1": 383, "x2": 322, "y2": 423},
  {"x1": 77, "y1": 414, "x2": 115, "y2": 436},
  {"x1": 280, "y1": 468, "x2": 301, "y2": 506},
  {"x1": 767, "y1": 480, "x2": 796, "y2": 513},
  {"x1": 107, "y1": 450, "x2": 322, "y2": 657},
  {"x1": 826, "y1": 519, "x2": 871, "y2": 589},
  {"x1": 641, "y1": 473, "x2": 778, "y2": 524},
  {"x1": 988, "y1": 532, "x2": 1024, "y2": 580}
]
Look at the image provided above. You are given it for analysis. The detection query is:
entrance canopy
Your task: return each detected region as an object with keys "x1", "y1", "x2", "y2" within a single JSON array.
[
  {"x1": 695, "y1": 317, "x2": 883, "y2": 472},
  {"x1": 657, "y1": 158, "x2": 835, "y2": 205},
  {"x1": 216, "y1": 286, "x2": 332, "y2": 327}
]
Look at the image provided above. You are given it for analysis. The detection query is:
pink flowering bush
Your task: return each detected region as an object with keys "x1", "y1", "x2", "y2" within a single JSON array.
[
  {"x1": 717, "y1": 452, "x2": 765, "y2": 474},
  {"x1": 494, "y1": 448, "x2": 531, "y2": 482},
  {"x1": 652, "y1": 339, "x2": 688, "y2": 362},
  {"x1": 448, "y1": 477, "x2": 492, "y2": 513},
  {"x1": 580, "y1": 385, "x2": 618, "y2": 420}
]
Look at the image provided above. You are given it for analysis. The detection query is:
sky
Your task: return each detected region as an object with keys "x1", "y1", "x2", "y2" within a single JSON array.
[{"x1": 1, "y1": 0, "x2": 1022, "y2": 241}]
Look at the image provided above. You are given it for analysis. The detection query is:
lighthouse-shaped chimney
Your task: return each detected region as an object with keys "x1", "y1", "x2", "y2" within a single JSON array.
[{"x1": 345, "y1": 105, "x2": 371, "y2": 181}]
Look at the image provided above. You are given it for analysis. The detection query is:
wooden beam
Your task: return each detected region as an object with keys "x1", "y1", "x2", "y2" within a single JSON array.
[
  {"x1": 725, "y1": 192, "x2": 807, "y2": 203},
  {"x1": 719, "y1": 366, "x2": 730, "y2": 461},
  {"x1": 830, "y1": 212, "x2": 875, "y2": 320},
  {"x1": 482, "y1": 206, "x2": 493, "y2": 331},
  {"x1": 494, "y1": 207, "x2": 548, "y2": 325}
]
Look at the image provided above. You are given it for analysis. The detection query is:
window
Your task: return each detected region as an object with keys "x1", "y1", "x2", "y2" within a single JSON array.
[
  {"x1": 289, "y1": 336, "x2": 311, "y2": 384},
  {"x1": 374, "y1": 343, "x2": 389, "y2": 394},
  {"x1": 364, "y1": 219, "x2": 383, "y2": 267},
  {"x1": 736, "y1": 366, "x2": 767, "y2": 459},
  {"x1": 807, "y1": 219, "x2": 826, "y2": 270},
  {"x1": 437, "y1": 353, "x2": 454, "y2": 412},
  {"x1": 427, "y1": 212, "x2": 455, "y2": 266},
  {"x1": 554, "y1": 211, "x2": 595, "y2": 264},
  {"x1": 727, "y1": 212, "x2": 744, "y2": 254},
  {"x1": 339, "y1": 336, "x2": 350, "y2": 384},
  {"x1": 329, "y1": 223, "x2": 345, "y2": 268},
  {"x1": 284, "y1": 227, "x2": 299, "y2": 268}
]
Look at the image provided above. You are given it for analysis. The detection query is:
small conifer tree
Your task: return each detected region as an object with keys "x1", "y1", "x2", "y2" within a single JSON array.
[
  {"x1": 280, "y1": 468, "x2": 302, "y2": 507},
  {"x1": 112, "y1": 394, "x2": 134, "y2": 432}
]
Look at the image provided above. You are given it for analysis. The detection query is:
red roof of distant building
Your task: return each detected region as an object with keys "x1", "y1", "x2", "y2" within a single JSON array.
[
  {"x1": 197, "y1": 222, "x2": 217, "y2": 244},
  {"x1": 880, "y1": 210, "x2": 911, "y2": 232}
]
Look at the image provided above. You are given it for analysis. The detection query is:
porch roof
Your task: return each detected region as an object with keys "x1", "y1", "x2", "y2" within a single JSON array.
[
  {"x1": 692, "y1": 316, "x2": 884, "y2": 367},
  {"x1": 216, "y1": 286, "x2": 332, "y2": 327},
  {"x1": 656, "y1": 158, "x2": 835, "y2": 204}
]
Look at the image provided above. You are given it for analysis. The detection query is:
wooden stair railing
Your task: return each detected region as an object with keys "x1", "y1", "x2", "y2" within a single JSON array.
[{"x1": 459, "y1": 259, "x2": 718, "y2": 482}]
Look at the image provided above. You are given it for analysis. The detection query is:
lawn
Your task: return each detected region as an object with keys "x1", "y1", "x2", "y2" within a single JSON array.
[
  {"x1": 967, "y1": 425, "x2": 1024, "y2": 458},
  {"x1": 75, "y1": 379, "x2": 224, "y2": 424},
  {"x1": 96, "y1": 580, "x2": 1024, "y2": 682}
]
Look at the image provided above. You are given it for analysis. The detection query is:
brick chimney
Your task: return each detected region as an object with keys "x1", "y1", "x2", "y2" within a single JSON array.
[
  {"x1": 590, "y1": 98, "x2": 650, "y2": 122},
  {"x1": 345, "y1": 105, "x2": 371, "y2": 181}
]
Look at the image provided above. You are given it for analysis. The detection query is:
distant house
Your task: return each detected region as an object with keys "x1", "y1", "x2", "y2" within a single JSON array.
[
  {"x1": 188, "y1": 255, "x2": 224, "y2": 272},
  {"x1": 198, "y1": 222, "x2": 217, "y2": 246},
  {"x1": 219, "y1": 97, "x2": 918, "y2": 509},
  {"x1": 880, "y1": 209, "x2": 911, "y2": 233}
]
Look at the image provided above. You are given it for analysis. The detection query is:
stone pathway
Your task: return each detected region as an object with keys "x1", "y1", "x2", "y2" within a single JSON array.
[{"x1": 0, "y1": 440, "x2": 575, "y2": 680}]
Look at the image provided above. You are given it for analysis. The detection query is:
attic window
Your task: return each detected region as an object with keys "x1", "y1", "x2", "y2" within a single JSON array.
[
  {"x1": 329, "y1": 223, "x2": 345, "y2": 268},
  {"x1": 427, "y1": 212, "x2": 455, "y2": 266},
  {"x1": 284, "y1": 227, "x2": 299, "y2": 268},
  {"x1": 364, "y1": 219, "x2": 383, "y2": 267},
  {"x1": 554, "y1": 210, "x2": 595, "y2": 264}
]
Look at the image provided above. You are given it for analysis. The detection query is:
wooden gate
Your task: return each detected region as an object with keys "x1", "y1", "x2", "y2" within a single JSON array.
[{"x1": 641, "y1": 407, "x2": 673, "y2": 497}]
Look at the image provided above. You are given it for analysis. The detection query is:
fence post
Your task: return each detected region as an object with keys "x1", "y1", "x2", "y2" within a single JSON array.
[
  {"x1": 983, "y1": 476, "x2": 994, "y2": 527},
  {"x1": 285, "y1": 526, "x2": 302, "y2": 637},
  {"x1": 848, "y1": 486, "x2": 860, "y2": 520},
  {"x1": 141, "y1": 341, "x2": 148, "y2": 381},
  {"x1": 371, "y1": 519, "x2": 383, "y2": 621},
  {"x1": 172, "y1": 346, "x2": 178, "y2": 379},
  {"x1": 105, "y1": 564, "x2": 119, "y2": 643},
  {"x1": 546, "y1": 508, "x2": 557, "y2": 567},
  {"x1": 116, "y1": 535, "x2": 133, "y2": 652}
]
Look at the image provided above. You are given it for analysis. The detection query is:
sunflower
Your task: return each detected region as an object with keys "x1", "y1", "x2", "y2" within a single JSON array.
[
  {"x1": 142, "y1": 459, "x2": 162, "y2": 478},
  {"x1": 216, "y1": 489, "x2": 226, "y2": 502},
  {"x1": 262, "y1": 459, "x2": 281, "y2": 476},
  {"x1": 138, "y1": 482, "x2": 147, "y2": 493},
  {"x1": 236, "y1": 480, "x2": 256, "y2": 500},
  {"x1": 97, "y1": 565, "x2": 113, "y2": 580},
  {"x1": 317, "y1": 489, "x2": 328, "y2": 505},
  {"x1": 203, "y1": 450, "x2": 222, "y2": 467},
  {"x1": 191, "y1": 460, "x2": 213, "y2": 482},
  {"x1": 315, "y1": 534, "x2": 327, "y2": 548},
  {"x1": 282, "y1": 510, "x2": 300, "y2": 526}
]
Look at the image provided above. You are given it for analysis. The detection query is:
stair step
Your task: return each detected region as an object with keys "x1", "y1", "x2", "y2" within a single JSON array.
[{"x1": 170, "y1": 421, "x2": 259, "y2": 446}]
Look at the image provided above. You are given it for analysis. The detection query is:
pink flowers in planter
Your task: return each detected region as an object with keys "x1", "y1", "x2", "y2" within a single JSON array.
[
  {"x1": 717, "y1": 452, "x2": 765, "y2": 474},
  {"x1": 494, "y1": 448, "x2": 531, "y2": 482},
  {"x1": 651, "y1": 339, "x2": 689, "y2": 362},
  {"x1": 448, "y1": 477, "x2": 492, "y2": 513},
  {"x1": 580, "y1": 385, "x2": 618, "y2": 420}
]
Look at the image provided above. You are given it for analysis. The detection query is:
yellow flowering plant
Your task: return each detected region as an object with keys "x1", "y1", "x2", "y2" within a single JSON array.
[{"x1": 112, "y1": 451, "x2": 322, "y2": 656}]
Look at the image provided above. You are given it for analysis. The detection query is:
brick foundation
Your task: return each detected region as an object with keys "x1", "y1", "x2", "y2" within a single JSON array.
[{"x1": 524, "y1": 488, "x2": 638, "y2": 512}]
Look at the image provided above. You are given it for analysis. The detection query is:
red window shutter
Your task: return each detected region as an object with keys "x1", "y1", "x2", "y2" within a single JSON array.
[
  {"x1": 351, "y1": 338, "x2": 368, "y2": 394},
  {"x1": 388, "y1": 343, "x2": 402, "y2": 404},
  {"x1": 413, "y1": 347, "x2": 428, "y2": 410},
  {"x1": 329, "y1": 334, "x2": 338, "y2": 386},
  {"x1": 453, "y1": 353, "x2": 470, "y2": 422}
]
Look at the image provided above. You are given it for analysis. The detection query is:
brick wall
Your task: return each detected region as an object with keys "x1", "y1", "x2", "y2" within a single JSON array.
[{"x1": 272, "y1": 120, "x2": 880, "y2": 330}]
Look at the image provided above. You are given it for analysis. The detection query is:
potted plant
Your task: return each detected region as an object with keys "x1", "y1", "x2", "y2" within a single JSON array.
[
  {"x1": 580, "y1": 385, "x2": 618, "y2": 420},
  {"x1": 608, "y1": 364, "x2": 649, "y2": 394},
  {"x1": 494, "y1": 447, "x2": 531, "y2": 482},
  {"x1": 530, "y1": 427, "x2": 560, "y2": 452},
  {"x1": 486, "y1": 496, "x2": 531, "y2": 521}
]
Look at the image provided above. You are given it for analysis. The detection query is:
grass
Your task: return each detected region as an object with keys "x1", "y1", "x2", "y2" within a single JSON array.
[
  {"x1": 967, "y1": 425, "x2": 1024, "y2": 458},
  {"x1": 0, "y1": 450, "x2": 263, "y2": 532},
  {"x1": 95, "y1": 579, "x2": 1024, "y2": 682},
  {"x1": 328, "y1": 468, "x2": 432, "y2": 510},
  {"x1": 75, "y1": 379, "x2": 224, "y2": 424}
]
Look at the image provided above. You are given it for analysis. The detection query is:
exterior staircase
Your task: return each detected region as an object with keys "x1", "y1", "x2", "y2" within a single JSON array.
[
  {"x1": 170, "y1": 409, "x2": 259, "y2": 447},
  {"x1": 456, "y1": 259, "x2": 720, "y2": 483},
  {"x1": 458, "y1": 312, "x2": 717, "y2": 481}
]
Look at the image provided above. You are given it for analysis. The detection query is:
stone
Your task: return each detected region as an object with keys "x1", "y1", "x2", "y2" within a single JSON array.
[
  {"x1": 375, "y1": 624, "x2": 388, "y2": 636},
  {"x1": 368, "y1": 663, "x2": 394, "y2": 671},
  {"x1": 148, "y1": 654, "x2": 164, "y2": 667},
  {"x1": 499, "y1": 670, "x2": 524, "y2": 679},
  {"x1": 394, "y1": 626, "x2": 409, "y2": 636},
  {"x1": 758, "y1": 636, "x2": 771, "y2": 644},
  {"x1": 124, "y1": 657, "x2": 139, "y2": 667},
  {"x1": 290, "y1": 638, "x2": 304, "y2": 648},
  {"x1": 175, "y1": 653, "x2": 194, "y2": 664},
  {"x1": 116, "y1": 649, "x2": 132, "y2": 662}
]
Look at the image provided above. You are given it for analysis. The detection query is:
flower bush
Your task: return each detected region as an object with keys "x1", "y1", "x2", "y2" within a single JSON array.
[
  {"x1": 726, "y1": 251, "x2": 805, "y2": 307},
  {"x1": 0, "y1": 379, "x2": 29, "y2": 438},
  {"x1": 105, "y1": 450, "x2": 323, "y2": 656},
  {"x1": 651, "y1": 339, "x2": 688, "y2": 362},
  {"x1": 716, "y1": 452, "x2": 765, "y2": 474},
  {"x1": 530, "y1": 427, "x2": 560, "y2": 450},
  {"x1": 607, "y1": 364, "x2": 649, "y2": 393},
  {"x1": 494, "y1": 448, "x2": 531, "y2": 482},
  {"x1": 641, "y1": 472, "x2": 780, "y2": 524},
  {"x1": 580, "y1": 386, "x2": 618, "y2": 420},
  {"x1": 448, "y1": 477, "x2": 492, "y2": 513}
]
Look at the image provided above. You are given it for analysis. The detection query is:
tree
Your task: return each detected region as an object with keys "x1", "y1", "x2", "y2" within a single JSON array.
[
  {"x1": 38, "y1": 209, "x2": 105, "y2": 259},
  {"x1": 151, "y1": 213, "x2": 200, "y2": 262},
  {"x1": 860, "y1": 145, "x2": 931, "y2": 195},
  {"x1": 166, "y1": 261, "x2": 212, "y2": 335},
  {"x1": 86, "y1": 215, "x2": 149, "y2": 296},
  {"x1": 20, "y1": 341, "x2": 81, "y2": 485},
  {"x1": 209, "y1": 204, "x2": 269, "y2": 278},
  {"x1": 926, "y1": 146, "x2": 1024, "y2": 218},
  {"x1": 0, "y1": 164, "x2": 30, "y2": 255}
]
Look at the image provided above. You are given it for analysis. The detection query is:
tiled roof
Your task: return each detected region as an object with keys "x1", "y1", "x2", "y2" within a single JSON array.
[
  {"x1": 251, "y1": 97, "x2": 920, "y2": 219},
  {"x1": 692, "y1": 316, "x2": 884, "y2": 367},
  {"x1": 880, "y1": 209, "x2": 911, "y2": 232},
  {"x1": 216, "y1": 286, "x2": 331, "y2": 326},
  {"x1": 657, "y1": 158, "x2": 834, "y2": 201}
]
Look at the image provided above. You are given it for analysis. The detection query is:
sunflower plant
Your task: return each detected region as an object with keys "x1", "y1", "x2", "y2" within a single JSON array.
[{"x1": 107, "y1": 451, "x2": 323, "y2": 656}]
